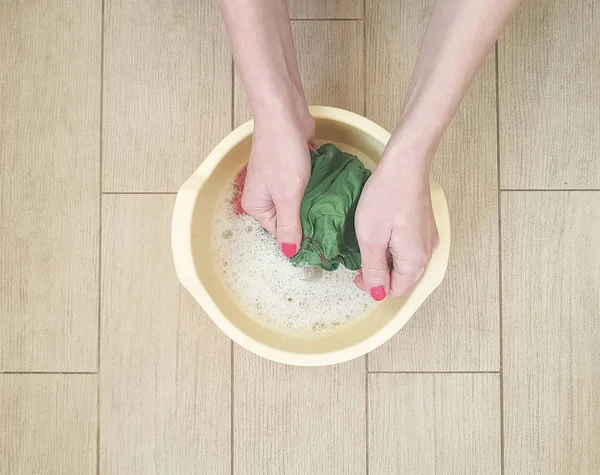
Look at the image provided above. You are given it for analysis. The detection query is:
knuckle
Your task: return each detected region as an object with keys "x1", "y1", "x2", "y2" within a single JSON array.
[
  {"x1": 394, "y1": 259, "x2": 425, "y2": 276},
  {"x1": 357, "y1": 229, "x2": 385, "y2": 247},
  {"x1": 362, "y1": 258, "x2": 390, "y2": 279},
  {"x1": 364, "y1": 266, "x2": 389, "y2": 279},
  {"x1": 404, "y1": 248, "x2": 432, "y2": 269},
  {"x1": 275, "y1": 175, "x2": 307, "y2": 195},
  {"x1": 276, "y1": 220, "x2": 299, "y2": 234},
  {"x1": 273, "y1": 188, "x2": 302, "y2": 209}
]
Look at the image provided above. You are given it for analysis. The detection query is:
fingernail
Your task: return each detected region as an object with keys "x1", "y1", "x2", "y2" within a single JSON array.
[
  {"x1": 370, "y1": 286, "x2": 386, "y2": 301},
  {"x1": 281, "y1": 243, "x2": 297, "y2": 258}
]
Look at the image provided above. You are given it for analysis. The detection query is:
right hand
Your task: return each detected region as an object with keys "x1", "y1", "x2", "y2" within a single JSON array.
[{"x1": 242, "y1": 108, "x2": 314, "y2": 258}]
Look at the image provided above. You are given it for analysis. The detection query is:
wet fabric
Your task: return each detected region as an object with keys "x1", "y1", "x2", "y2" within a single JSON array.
[{"x1": 290, "y1": 143, "x2": 371, "y2": 271}]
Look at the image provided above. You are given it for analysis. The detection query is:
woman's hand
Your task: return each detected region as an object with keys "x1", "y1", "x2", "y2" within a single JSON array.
[
  {"x1": 354, "y1": 143, "x2": 439, "y2": 300},
  {"x1": 242, "y1": 109, "x2": 314, "y2": 257}
]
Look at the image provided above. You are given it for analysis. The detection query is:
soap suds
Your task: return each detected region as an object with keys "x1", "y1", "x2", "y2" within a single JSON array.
[{"x1": 212, "y1": 158, "x2": 377, "y2": 333}]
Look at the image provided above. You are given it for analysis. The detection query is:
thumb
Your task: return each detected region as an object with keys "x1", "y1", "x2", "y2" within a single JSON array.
[
  {"x1": 360, "y1": 244, "x2": 390, "y2": 301},
  {"x1": 359, "y1": 242, "x2": 391, "y2": 301},
  {"x1": 274, "y1": 194, "x2": 303, "y2": 258}
]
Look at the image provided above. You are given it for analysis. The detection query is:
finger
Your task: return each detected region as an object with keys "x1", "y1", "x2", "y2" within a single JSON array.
[
  {"x1": 274, "y1": 192, "x2": 303, "y2": 258},
  {"x1": 389, "y1": 265, "x2": 425, "y2": 297},
  {"x1": 388, "y1": 245, "x2": 430, "y2": 296},
  {"x1": 353, "y1": 271, "x2": 368, "y2": 293},
  {"x1": 388, "y1": 232, "x2": 434, "y2": 296},
  {"x1": 359, "y1": 241, "x2": 391, "y2": 301},
  {"x1": 241, "y1": 189, "x2": 277, "y2": 236}
]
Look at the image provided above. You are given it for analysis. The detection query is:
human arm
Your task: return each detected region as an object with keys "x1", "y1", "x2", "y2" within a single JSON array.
[
  {"x1": 355, "y1": 0, "x2": 521, "y2": 299},
  {"x1": 218, "y1": 0, "x2": 313, "y2": 256}
]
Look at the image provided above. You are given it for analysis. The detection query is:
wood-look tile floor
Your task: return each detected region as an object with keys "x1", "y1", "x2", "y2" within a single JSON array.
[{"x1": 1, "y1": 1, "x2": 598, "y2": 474}]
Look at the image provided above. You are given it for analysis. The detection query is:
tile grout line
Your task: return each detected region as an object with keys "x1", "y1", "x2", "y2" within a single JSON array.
[
  {"x1": 289, "y1": 18, "x2": 362, "y2": 22},
  {"x1": 230, "y1": 54, "x2": 235, "y2": 475},
  {"x1": 102, "y1": 191, "x2": 178, "y2": 195},
  {"x1": 501, "y1": 188, "x2": 600, "y2": 192},
  {"x1": 495, "y1": 42, "x2": 505, "y2": 475},
  {"x1": 1, "y1": 371, "x2": 98, "y2": 375},
  {"x1": 231, "y1": 54, "x2": 235, "y2": 131},
  {"x1": 97, "y1": 1, "x2": 106, "y2": 474},
  {"x1": 367, "y1": 370, "x2": 501, "y2": 374},
  {"x1": 362, "y1": 0, "x2": 367, "y2": 119}
]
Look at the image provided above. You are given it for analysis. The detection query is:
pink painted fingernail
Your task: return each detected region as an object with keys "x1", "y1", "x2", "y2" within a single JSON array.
[
  {"x1": 281, "y1": 243, "x2": 297, "y2": 258},
  {"x1": 370, "y1": 286, "x2": 386, "y2": 301}
]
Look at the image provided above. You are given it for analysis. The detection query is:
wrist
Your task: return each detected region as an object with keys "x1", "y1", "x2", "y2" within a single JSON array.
[
  {"x1": 252, "y1": 95, "x2": 314, "y2": 142},
  {"x1": 251, "y1": 82, "x2": 309, "y2": 123},
  {"x1": 378, "y1": 133, "x2": 436, "y2": 185}
]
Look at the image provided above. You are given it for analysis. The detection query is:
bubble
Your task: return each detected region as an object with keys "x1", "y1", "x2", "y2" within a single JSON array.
[
  {"x1": 300, "y1": 266, "x2": 323, "y2": 283},
  {"x1": 211, "y1": 175, "x2": 377, "y2": 332}
]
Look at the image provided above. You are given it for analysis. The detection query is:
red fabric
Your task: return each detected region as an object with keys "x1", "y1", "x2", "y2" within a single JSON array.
[{"x1": 231, "y1": 166, "x2": 247, "y2": 215}]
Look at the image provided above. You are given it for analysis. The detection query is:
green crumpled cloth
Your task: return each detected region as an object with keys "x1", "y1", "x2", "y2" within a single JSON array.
[{"x1": 289, "y1": 143, "x2": 371, "y2": 271}]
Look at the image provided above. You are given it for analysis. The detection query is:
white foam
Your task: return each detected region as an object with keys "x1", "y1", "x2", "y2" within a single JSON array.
[{"x1": 212, "y1": 173, "x2": 377, "y2": 333}]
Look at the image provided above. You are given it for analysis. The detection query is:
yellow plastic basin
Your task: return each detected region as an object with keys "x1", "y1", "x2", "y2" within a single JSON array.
[{"x1": 172, "y1": 106, "x2": 450, "y2": 366}]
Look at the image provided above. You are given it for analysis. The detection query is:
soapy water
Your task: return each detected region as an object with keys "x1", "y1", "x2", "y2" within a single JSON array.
[{"x1": 212, "y1": 174, "x2": 377, "y2": 333}]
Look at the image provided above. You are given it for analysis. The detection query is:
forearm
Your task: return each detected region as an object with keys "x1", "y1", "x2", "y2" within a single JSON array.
[
  {"x1": 218, "y1": 0, "x2": 307, "y2": 121},
  {"x1": 386, "y1": 0, "x2": 521, "y2": 170}
]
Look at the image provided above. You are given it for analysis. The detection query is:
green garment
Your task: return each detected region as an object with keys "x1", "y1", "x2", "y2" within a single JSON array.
[{"x1": 290, "y1": 144, "x2": 371, "y2": 271}]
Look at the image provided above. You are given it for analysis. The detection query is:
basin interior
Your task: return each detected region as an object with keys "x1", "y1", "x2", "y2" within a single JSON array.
[{"x1": 189, "y1": 117, "x2": 431, "y2": 355}]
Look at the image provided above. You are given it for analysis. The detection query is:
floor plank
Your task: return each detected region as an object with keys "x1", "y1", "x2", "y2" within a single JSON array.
[
  {"x1": 368, "y1": 373, "x2": 501, "y2": 475},
  {"x1": 234, "y1": 348, "x2": 365, "y2": 474},
  {"x1": 235, "y1": 20, "x2": 364, "y2": 125},
  {"x1": 100, "y1": 195, "x2": 231, "y2": 475},
  {"x1": 0, "y1": 374, "x2": 97, "y2": 475},
  {"x1": 366, "y1": 0, "x2": 499, "y2": 371},
  {"x1": 502, "y1": 192, "x2": 600, "y2": 473},
  {"x1": 103, "y1": 0, "x2": 231, "y2": 192},
  {"x1": 499, "y1": 0, "x2": 600, "y2": 189},
  {"x1": 0, "y1": 0, "x2": 100, "y2": 371},
  {"x1": 288, "y1": 0, "x2": 362, "y2": 19}
]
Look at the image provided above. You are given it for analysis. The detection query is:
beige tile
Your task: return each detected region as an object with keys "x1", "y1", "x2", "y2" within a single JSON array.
[
  {"x1": 368, "y1": 373, "x2": 501, "y2": 475},
  {"x1": 231, "y1": 18, "x2": 365, "y2": 473},
  {"x1": 499, "y1": 1, "x2": 600, "y2": 189},
  {"x1": 0, "y1": 0, "x2": 99, "y2": 371},
  {"x1": 234, "y1": 348, "x2": 365, "y2": 474},
  {"x1": 502, "y1": 192, "x2": 600, "y2": 473},
  {"x1": 0, "y1": 374, "x2": 97, "y2": 475},
  {"x1": 366, "y1": 0, "x2": 499, "y2": 371},
  {"x1": 103, "y1": 0, "x2": 231, "y2": 192},
  {"x1": 288, "y1": 0, "x2": 362, "y2": 19},
  {"x1": 235, "y1": 20, "x2": 364, "y2": 125},
  {"x1": 100, "y1": 195, "x2": 231, "y2": 475}
]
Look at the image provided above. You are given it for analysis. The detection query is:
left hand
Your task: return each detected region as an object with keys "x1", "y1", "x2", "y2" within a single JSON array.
[{"x1": 353, "y1": 144, "x2": 439, "y2": 301}]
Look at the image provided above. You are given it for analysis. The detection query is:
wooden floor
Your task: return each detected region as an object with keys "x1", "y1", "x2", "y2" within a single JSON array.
[{"x1": 1, "y1": 1, "x2": 599, "y2": 474}]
